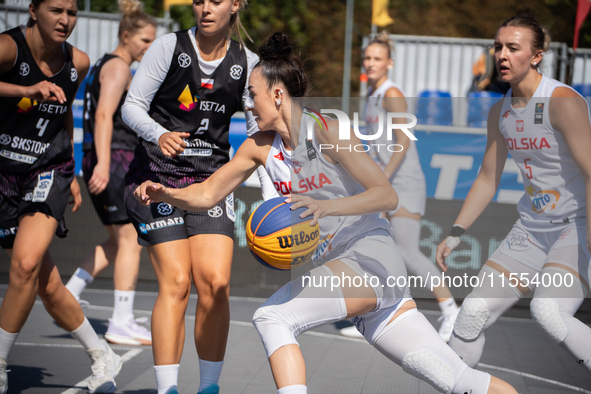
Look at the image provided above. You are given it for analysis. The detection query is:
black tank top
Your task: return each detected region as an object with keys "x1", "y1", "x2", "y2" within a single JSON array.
[
  {"x1": 82, "y1": 53, "x2": 138, "y2": 153},
  {"x1": 0, "y1": 26, "x2": 78, "y2": 173},
  {"x1": 129, "y1": 30, "x2": 248, "y2": 180}
]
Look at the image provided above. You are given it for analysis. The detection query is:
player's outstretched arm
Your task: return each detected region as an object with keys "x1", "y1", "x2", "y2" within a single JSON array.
[
  {"x1": 135, "y1": 132, "x2": 270, "y2": 210},
  {"x1": 436, "y1": 101, "x2": 507, "y2": 270}
]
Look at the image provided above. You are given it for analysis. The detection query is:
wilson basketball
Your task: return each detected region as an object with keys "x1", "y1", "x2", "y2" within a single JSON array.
[{"x1": 246, "y1": 197, "x2": 320, "y2": 270}]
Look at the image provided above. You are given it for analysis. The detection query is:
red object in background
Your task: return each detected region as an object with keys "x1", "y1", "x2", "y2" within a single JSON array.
[
  {"x1": 574, "y1": 0, "x2": 591, "y2": 50},
  {"x1": 360, "y1": 73, "x2": 368, "y2": 83}
]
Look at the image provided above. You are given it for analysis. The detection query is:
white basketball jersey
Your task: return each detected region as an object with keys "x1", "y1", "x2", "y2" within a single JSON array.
[
  {"x1": 499, "y1": 75, "x2": 587, "y2": 229},
  {"x1": 264, "y1": 109, "x2": 391, "y2": 264},
  {"x1": 265, "y1": 132, "x2": 292, "y2": 197},
  {"x1": 364, "y1": 80, "x2": 426, "y2": 192}
]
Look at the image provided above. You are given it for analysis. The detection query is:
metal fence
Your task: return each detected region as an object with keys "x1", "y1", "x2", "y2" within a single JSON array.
[
  {"x1": 359, "y1": 34, "x2": 570, "y2": 126},
  {"x1": 361, "y1": 34, "x2": 568, "y2": 99},
  {"x1": 0, "y1": 4, "x2": 176, "y2": 65},
  {"x1": 569, "y1": 47, "x2": 591, "y2": 85}
]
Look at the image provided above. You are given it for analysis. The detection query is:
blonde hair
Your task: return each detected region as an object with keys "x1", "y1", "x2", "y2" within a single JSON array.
[
  {"x1": 228, "y1": 0, "x2": 251, "y2": 48},
  {"x1": 364, "y1": 31, "x2": 395, "y2": 59},
  {"x1": 118, "y1": 0, "x2": 157, "y2": 40}
]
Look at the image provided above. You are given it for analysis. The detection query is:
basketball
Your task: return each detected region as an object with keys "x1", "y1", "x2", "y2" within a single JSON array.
[{"x1": 246, "y1": 197, "x2": 320, "y2": 270}]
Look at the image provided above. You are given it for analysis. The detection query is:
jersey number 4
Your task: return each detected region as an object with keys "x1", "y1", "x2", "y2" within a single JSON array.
[{"x1": 36, "y1": 118, "x2": 50, "y2": 137}]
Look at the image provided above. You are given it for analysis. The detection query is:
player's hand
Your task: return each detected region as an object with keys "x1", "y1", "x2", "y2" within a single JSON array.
[
  {"x1": 69, "y1": 177, "x2": 82, "y2": 213},
  {"x1": 436, "y1": 236, "x2": 461, "y2": 272},
  {"x1": 134, "y1": 181, "x2": 167, "y2": 206},
  {"x1": 87, "y1": 162, "x2": 109, "y2": 195},
  {"x1": 158, "y1": 132, "x2": 190, "y2": 157},
  {"x1": 288, "y1": 194, "x2": 328, "y2": 226},
  {"x1": 23, "y1": 81, "x2": 67, "y2": 103}
]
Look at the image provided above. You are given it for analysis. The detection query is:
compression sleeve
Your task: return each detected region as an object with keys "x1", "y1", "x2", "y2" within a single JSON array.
[{"x1": 121, "y1": 33, "x2": 176, "y2": 145}]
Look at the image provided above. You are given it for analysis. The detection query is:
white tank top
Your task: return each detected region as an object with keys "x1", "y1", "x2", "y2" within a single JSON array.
[
  {"x1": 265, "y1": 132, "x2": 292, "y2": 196},
  {"x1": 265, "y1": 108, "x2": 391, "y2": 264},
  {"x1": 364, "y1": 80, "x2": 426, "y2": 191},
  {"x1": 499, "y1": 75, "x2": 587, "y2": 229}
]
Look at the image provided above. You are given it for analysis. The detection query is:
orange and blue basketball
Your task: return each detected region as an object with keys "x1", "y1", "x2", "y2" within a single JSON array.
[{"x1": 246, "y1": 197, "x2": 320, "y2": 270}]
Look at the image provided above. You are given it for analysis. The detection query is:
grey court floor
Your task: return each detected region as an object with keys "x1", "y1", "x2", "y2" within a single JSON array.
[{"x1": 2, "y1": 285, "x2": 591, "y2": 394}]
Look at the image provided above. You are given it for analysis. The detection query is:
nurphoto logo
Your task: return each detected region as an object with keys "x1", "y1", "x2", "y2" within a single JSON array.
[{"x1": 305, "y1": 107, "x2": 417, "y2": 153}]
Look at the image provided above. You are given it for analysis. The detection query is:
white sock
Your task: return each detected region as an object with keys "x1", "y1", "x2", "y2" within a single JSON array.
[
  {"x1": 69, "y1": 317, "x2": 105, "y2": 351},
  {"x1": 154, "y1": 364, "x2": 179, "y2": 394},
  {"x1": 65, "y1": 268, "x2": 94, "y2": 299},
  {"x1": 439, "y1": 298, "x2": 459, "y2": 314},
  {"x1": 113, "y1": 290, "x2": 135, "y2": 323},
  {"x1": 0, "y1": 327, "x2": 19, "y2": 361},
  {"x1": 278, "y1": 385, "x2": 307, "y2": 394},
  {"x1": 198, "y1": 359, "x2": 223, "y2": 391}
]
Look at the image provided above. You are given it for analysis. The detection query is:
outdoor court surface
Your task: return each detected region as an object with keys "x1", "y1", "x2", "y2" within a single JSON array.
[{"x1": 2, "y1": 282, "x2": 591, "y2": 394}]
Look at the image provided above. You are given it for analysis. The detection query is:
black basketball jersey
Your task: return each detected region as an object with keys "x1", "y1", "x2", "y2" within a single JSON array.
[
  {"x1": 82, "y1": 54, "x2": 138, "y2": 153},
  {"x1": 0, "y1": 27, "x2": 78, "y2": 173},
  {"x1": 130, "y1": 30, "x2": 248, "y2": 179}
]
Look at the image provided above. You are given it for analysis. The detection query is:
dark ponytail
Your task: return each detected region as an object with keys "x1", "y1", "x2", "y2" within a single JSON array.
[{"x1": 254, "y1": 32, "x2": 310, "y2": 98}]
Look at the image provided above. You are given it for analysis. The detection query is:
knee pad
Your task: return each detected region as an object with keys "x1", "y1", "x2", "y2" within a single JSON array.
[
  {"x1": 530, "y1": 298, "x2": 567, "y2": 343},
  {"x1": 452, "y1": 366, "x2": 491, "y2": 394},
  {"x1": 252, "y1": 266, "x2": 348, "y2": 358},
  {"x1": 252, "y1": 282, "x2": 299, "y2": 358},
  {"x1": 401, "y1": 350, "x2": 456, "y2": 394},
  {"x1": 453, "y1": 295, "x2": 489, "y2": 341}
]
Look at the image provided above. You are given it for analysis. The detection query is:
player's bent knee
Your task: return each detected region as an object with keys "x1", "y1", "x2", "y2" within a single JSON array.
[
  {"x1": 252, "y1": 303, "x2": 298, "y2": 358},
  {"x1": 453, "y1": 295, "x2": 489, "y2": 341},
  {"x1": 530, "y1": 298, "x2": 567, "y2": 343}
]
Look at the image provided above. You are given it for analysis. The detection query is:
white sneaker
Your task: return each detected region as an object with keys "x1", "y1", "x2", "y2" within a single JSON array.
[
  {"x1": 104, "y1": 316, "x2": 152, "y2": 346},
  {"x1": 0, "y1": 358, "x2": 7, "y2": 394},
  {"x1": 438, "y1": 309, "x2": 459, "y2": 343},
  {"x1": 339, "y1": 325, "x2": 365, "y2": 339},
  {"x1": 86, "y1": 340, "x2": 122, "y2": 393}
]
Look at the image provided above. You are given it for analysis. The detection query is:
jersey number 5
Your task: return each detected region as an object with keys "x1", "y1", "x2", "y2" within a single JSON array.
[
  {"x1": 524, "y1": 158, "x2": 533, "y2": 179},
  {"x1": 36, "y1": 118, "x2": 49, "y2": 137}
]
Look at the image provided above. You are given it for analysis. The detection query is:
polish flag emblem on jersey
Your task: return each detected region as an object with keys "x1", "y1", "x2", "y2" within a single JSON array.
[
  {"x1": 516, "y1": 120, "x2": 524, "y2": 132},
  {"x1": 201, "y1": 79, "x2": 214, "y2": 89}
]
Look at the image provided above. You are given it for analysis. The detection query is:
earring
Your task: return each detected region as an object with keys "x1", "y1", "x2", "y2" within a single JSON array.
[
  {"x1": 532, "y1": 62, "x2": 537, "y2": 66},
  {"x1": 276, "y1": 99, "x2": 282, "y2": 105}
]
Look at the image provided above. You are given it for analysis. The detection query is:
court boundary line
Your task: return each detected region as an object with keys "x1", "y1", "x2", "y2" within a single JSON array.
[
  {"x1": 479, "y1": 363, "x2": 591, "y2": 394},
  {"x1": 2, "y1": 291, "x2": 590, "y2": 393}
]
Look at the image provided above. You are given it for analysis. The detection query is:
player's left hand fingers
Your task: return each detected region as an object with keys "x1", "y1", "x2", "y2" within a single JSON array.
[
  {"x1": 289, "y1": 195, "x2": 311, "y2": 211},
  {"x1": 309, "y1": 209, "x2": 322, "y2": 226}
]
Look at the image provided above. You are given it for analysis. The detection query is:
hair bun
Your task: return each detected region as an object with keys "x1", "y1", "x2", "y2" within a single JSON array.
[
  {"x1": 119, "y1": 0, "x2": 143, "y2": 15},
  {"x1": 259, "y1": 32, "x2": 292, "y2": 61}
]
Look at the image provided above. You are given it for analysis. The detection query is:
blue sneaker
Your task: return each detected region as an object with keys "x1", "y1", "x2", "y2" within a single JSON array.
[
  {"x1": 167, "y1": 391, "x2": 179, "y2": 394},
  {"x1": 197, "y1": 384, "x2": 219, "y2": 394}
]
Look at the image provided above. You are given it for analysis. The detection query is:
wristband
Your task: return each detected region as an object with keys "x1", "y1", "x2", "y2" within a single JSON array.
[{"x1": 448, "y1": 225, "x2": 465, "y2": 238}]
